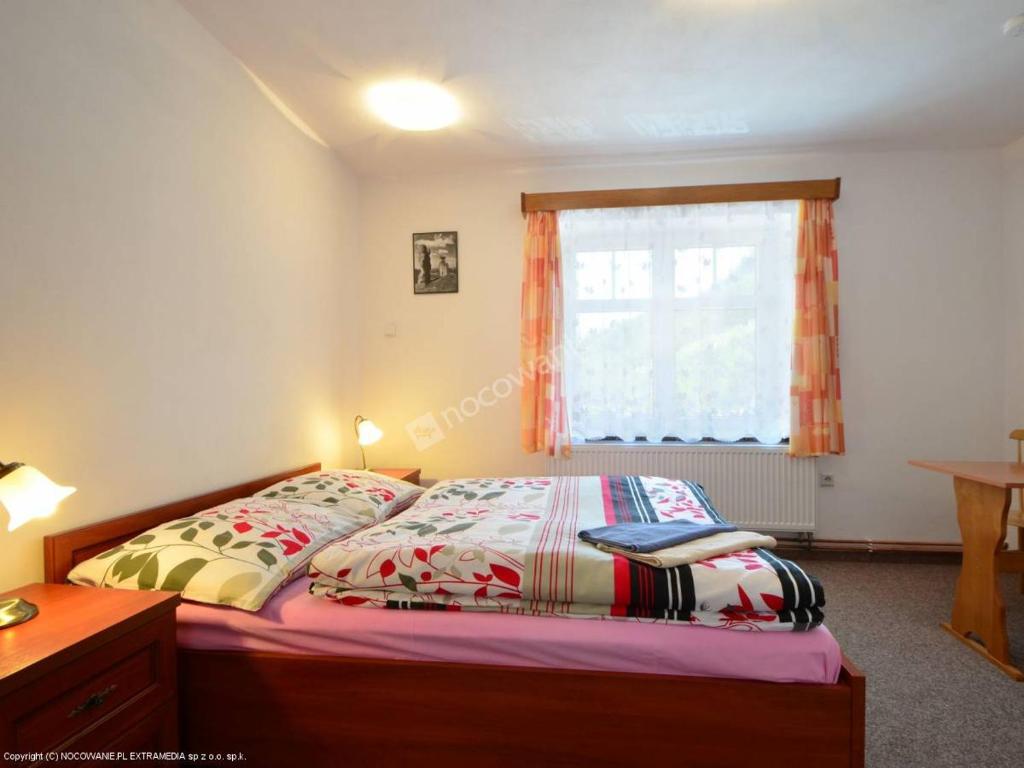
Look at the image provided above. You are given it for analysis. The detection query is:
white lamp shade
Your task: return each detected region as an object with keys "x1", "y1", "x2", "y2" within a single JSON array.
[
  {"x1": 356, "y1": 419, "x2": 383, "y2": 447},
  {"x1": 0, "y1": 465, "x2": 76, "y2": 531},
  {"x1": 366, "y1": 79, "x2": 460, "y2": 131}
]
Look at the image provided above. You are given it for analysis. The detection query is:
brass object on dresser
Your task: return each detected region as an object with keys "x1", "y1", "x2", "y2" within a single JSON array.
[
  {"x1": 0, "y1": 583, "x2": 180, "y2": 757},
  {"x1": 0, "y1": 597, "x2": 38, "y2": 629}
]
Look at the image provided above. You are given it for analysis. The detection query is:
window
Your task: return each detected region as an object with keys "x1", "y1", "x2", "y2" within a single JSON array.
[{"x1": 559, "y1": 201, "x2": 798, "y2": 444}]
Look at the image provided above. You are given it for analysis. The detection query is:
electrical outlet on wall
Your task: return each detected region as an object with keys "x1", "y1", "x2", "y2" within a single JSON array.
[{"x1": 819, "y1": 473, "x2": 835, "y2": 488}]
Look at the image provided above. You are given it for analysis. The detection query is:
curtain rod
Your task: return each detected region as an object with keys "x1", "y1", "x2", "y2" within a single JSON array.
[{"x1": 521, "y1": 178, "x2": 841, "y2": 214}]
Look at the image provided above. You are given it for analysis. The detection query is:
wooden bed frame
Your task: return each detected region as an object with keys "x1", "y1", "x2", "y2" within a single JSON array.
[{"x1": 44, "y1": 464, "x2": 865, "y2": 767}]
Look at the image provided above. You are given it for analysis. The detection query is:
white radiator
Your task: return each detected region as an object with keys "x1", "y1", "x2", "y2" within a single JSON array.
[{"x1": 547, "y1": 444, "x2": 817, "y2": 533}]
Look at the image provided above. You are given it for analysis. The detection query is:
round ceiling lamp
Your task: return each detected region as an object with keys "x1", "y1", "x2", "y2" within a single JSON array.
[{"x1": 365, "y1": 79, "x2": 460, "y2": 131}]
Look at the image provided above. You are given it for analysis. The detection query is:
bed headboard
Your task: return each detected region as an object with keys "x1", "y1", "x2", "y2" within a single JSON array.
[{"x1": 43, "y1": 463, "x2": 321, "y2": 584}]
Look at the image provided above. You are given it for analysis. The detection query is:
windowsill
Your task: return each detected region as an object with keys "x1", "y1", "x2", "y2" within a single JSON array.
[{"x1": 571, "y1": 441, "x2": 789, "y2": 452}]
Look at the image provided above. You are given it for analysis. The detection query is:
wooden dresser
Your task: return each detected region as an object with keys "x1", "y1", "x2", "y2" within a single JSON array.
[{"x1": 0, "y1": 583, "x2": 179, "y2": 761}]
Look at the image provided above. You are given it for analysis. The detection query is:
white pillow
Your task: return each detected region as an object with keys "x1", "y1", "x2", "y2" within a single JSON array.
[{"x1": 255, "y1": 469, "x2": 423, "y2": 521}]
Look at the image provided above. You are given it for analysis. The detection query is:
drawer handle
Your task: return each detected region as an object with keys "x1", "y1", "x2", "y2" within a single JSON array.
[{"x1": 67, "y1": 684, "x2": 118, "y2": 718}]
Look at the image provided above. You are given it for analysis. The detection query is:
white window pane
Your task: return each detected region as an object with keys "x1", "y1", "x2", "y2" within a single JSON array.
[
  {"x1": 674, "y1": 247, "x2": 712, "y2": 298},
  {"x1": 576, "y1": 250, "x2": 652, "y2": 300},
  {"x1": 672, "y1": 309, "x2": 701, "y2": 415},
  {"x1": 675, "y1": 246, "x2": 756, "y2": 299},
  {"x1": 695, "y1": 308, "x2": 756, "y2": 418},
  {"x1": 572, "y1": 312, "x2": 653, "y2": 437},
  {"x1": 714, "y1": 246, "x2": 757, "y2": 297},
  {"x1": 575, "y1": 311, "x2": 642, "y2": 338},
  {"x1": 613, "y1": 250, "x2": 652, "y2": 299},
  {"x1": 575, "y1": 251, "x2": 612, "y2": 300}
]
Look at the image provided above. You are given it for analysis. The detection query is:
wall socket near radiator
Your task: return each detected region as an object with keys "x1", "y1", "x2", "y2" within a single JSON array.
[{"x1": 819, "y1": 473, "x2": 835, "y2": 488}]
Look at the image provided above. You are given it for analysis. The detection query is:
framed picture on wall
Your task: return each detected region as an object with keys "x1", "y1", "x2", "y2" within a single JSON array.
[{"x1": 413, "y1": 231, "x2": 458, "y2": 294}]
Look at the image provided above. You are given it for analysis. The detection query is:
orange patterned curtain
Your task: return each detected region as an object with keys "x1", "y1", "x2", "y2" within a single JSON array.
[
  {"x1": 790, "y1": 199, "x2": 845, "y2": 456},
  {"x1": 520, "y1": 211, "x2": 571, "y2": 457}
]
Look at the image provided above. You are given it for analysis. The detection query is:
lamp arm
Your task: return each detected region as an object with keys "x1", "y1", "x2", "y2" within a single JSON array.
[
  {"x1": 0, "y1": 461, "x2": 24, "y2": 481},
  {"x1": 353, "y1": 416, "x2": 367, "y2": 470}
]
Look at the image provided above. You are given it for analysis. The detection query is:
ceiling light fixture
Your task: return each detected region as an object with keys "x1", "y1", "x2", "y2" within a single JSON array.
[
  {"x1": 365, "y1": 79, "x2": 460, "y2": 131},
  {"x1": 1005, "y1": 13, "x2": 1024, "y2": 37}
]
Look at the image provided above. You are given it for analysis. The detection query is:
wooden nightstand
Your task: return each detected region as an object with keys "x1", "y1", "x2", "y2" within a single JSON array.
[
  {"x1": 0, "y1": 583, "x2": 180, "y2": 758},
  {"x1": 372, "y1": 467, "x2": 421, "y2": 485}
]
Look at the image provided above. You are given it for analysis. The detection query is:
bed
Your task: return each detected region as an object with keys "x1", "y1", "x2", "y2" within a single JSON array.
[
  {"x1": 44, "y1": 464, "x2": 865, "y2": 767},
  {"x1": 177, "y1": 577, "x2": 843, "y2": 683}
]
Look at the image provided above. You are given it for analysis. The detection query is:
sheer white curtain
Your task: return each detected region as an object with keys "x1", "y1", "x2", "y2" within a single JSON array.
[{"x1": 559, "y1": 201, "x2": 797, "y2": 444}]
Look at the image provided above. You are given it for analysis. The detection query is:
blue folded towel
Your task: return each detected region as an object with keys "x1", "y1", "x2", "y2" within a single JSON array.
[{"x1": 578, "y1": 519, "x2": 737, "y2": 553}]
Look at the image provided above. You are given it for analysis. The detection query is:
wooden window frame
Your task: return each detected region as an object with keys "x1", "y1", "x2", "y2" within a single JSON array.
[{"x1": 521, "y1": 178, "x2": 840, "y2": 214}]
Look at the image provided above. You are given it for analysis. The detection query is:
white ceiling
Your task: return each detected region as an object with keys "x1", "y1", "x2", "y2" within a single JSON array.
[{"x1": 180, "y1": 0, "x2": 1024, "y2": 177}]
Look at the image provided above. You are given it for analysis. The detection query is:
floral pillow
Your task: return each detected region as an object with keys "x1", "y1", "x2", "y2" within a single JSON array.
[
  {"x1": 254, "y1": 469, "x2": 422, "y2": 522},
  {"x1": 67, "y1": 497, "x2": 375, "y2": 611}
]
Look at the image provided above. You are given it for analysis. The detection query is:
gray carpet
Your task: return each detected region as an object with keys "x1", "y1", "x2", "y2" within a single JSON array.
[{"x1": 805, "y1": 561, "x2": 1024, "y2": 767}]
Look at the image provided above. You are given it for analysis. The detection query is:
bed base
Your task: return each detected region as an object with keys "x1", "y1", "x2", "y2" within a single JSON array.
[
  {"x1": 44, "y1": 463, "x2": 866, "y2": 768},
  {"x1": 181, "y1": 649, "x2": 864, "y2": 767}
]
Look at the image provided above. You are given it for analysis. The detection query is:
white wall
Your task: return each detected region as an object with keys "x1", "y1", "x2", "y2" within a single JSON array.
[
  {"x1": 0, "y1": 0, "x2": 362, "y2": 590},
  {"x1": 359, "y1": 148, "x2": 1007, "y2": 542}
]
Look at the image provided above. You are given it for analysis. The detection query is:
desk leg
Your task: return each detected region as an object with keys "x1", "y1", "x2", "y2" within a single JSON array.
[{"x1": 941, "y1": 477, "x2": 1023, "y2": 681}]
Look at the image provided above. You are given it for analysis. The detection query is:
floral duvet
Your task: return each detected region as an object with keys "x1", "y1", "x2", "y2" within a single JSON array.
[{"x1": 309, "y1": 475, "x2": 825, "y2": 631}]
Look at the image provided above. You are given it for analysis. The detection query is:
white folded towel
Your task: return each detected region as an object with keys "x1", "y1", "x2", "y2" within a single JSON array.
[{"x1": 595, "y1": 530, "x2": 777, "y2": 568}]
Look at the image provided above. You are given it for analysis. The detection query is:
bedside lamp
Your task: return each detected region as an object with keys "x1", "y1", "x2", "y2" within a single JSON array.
[
  {"x1": 353, "y1": 416, "x2": 383, "y2": 470},
  {"x1": 0, "y1": 461, "x2": 76, "y2": 629},
  {"x1": 0, "y1": 462, "x2": 76, "y2": 532}
]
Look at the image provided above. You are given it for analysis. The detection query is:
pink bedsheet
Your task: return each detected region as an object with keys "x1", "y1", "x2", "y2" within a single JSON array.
[{"x1": 176, "y1": 578, "x2": 842, "y2": 684}]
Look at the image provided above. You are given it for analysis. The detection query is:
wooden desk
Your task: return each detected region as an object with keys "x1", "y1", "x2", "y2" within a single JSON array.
[{"x1": 909, "y1": 460, "x2": 1024, "y2": 680}]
